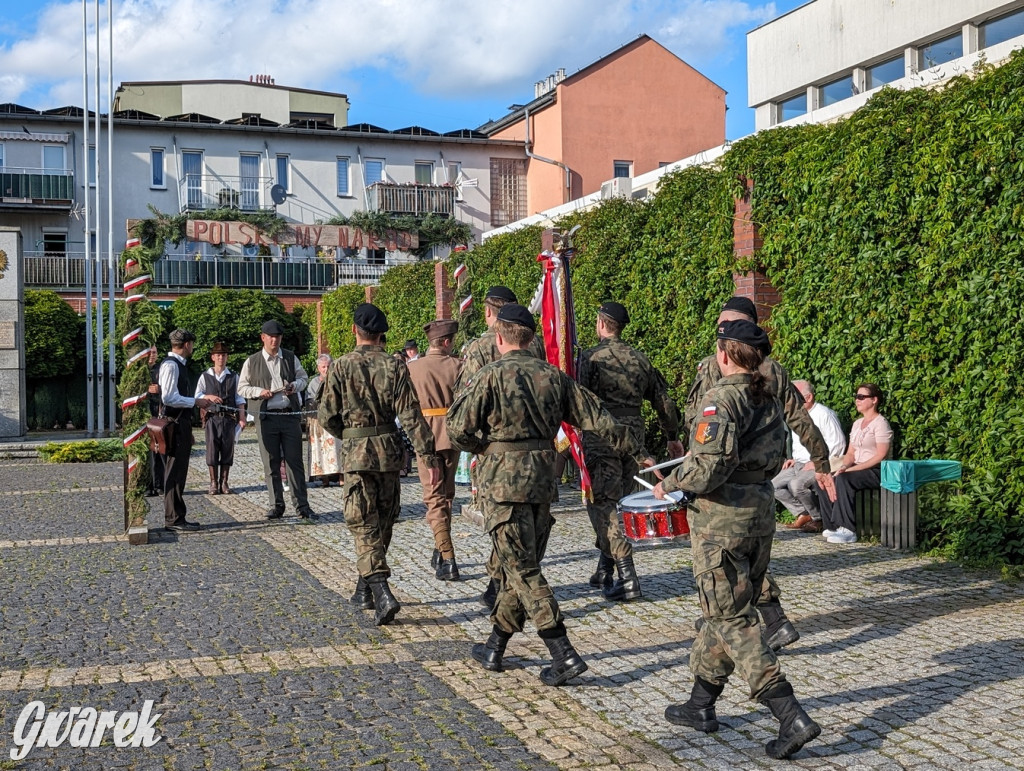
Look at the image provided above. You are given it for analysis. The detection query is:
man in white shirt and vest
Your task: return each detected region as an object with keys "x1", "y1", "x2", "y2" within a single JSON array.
[{"x1": 238, "y1": 319, "x2": 315, "y2": 520}]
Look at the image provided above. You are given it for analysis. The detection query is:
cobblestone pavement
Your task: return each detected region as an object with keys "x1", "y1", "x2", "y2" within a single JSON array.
[{"x1": 2, "y1": 435, "x2": 1023, "y2": 770}]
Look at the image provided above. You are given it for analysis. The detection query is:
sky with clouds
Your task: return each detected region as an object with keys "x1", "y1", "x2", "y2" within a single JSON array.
[{"x1": 0, "y1": 0, "x2": 808, "y2": 139}]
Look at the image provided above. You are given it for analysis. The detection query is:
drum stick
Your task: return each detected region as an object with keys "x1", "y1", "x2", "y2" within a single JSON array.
[
  {"x1": 637, "y1": 456, "x2": 686, "y2": 474},
  {"x1": 633, "y1": 476, "x2": 683, "y2": 503}
]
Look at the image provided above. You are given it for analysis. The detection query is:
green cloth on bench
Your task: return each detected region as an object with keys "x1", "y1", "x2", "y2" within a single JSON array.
[{"x1": 881, "y1": 459, "x2": 961, "y2": 494}]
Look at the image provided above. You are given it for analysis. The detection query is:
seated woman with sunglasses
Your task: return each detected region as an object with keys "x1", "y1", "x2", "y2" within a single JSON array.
[{"x1": 814, "y1": 383, "x2": 892, "y2": 544}]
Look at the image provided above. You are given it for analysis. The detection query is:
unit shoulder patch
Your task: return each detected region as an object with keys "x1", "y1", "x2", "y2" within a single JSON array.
[{"x1": 694, "y1": 421, "x2": 719, "y2": 445}]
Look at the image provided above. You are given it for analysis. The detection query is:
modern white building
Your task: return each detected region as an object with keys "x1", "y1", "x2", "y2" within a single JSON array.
[
  {"x1": 0, "y1": 81, "x2": 527, "y2": 299},
  {"x1": 748, "y1": 0, "x2": 1024, "y2": 130}
]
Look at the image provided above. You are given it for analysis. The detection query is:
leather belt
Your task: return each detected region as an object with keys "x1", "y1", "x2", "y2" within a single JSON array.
[
  {"x1": 421, "y1": 407, "x2": 449, "y2": 417},
  {"x1": 729, "y1": 470, "x2": 771, "y2": 484},
  {"x1": 608, "y1": 406, "x2": 642, "y2": 417},
  {"x1": 264, "y1": 408, "x2": 292, "y2": 414},
  {"x1": 480, "y1": 439, "x2": 554, "y2": 456},
  {"x1": 342, "y1": 424, "x2": 398, "y2": 439}
]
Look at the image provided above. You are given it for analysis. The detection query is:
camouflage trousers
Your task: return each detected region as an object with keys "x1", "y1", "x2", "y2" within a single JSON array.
[
  {"x1": 343, "y1": 470, "x2": 401, "y2": 579},
  {"x1": 487, "y1": 501, "x2": 562, "y2": 635},
  {"x1": 689, "y1": 531, "x2": 786, "y2": 700},
  {"x1": 585, "y1": 451, "x2": 638, "y2": 560},
  {"x1": 417, "y1": 449, "x2": 459, "y2": 559}
]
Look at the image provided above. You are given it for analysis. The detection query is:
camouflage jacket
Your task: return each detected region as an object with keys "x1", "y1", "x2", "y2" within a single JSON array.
[
  {"x1": 684, "y1": 354, "x2": 830, "y2": 474},
  {"x1": 318, "y1": 344, "x2": 436, "y2": 472},
  {"x1": 578, "y1": 336, "x2": 680, "y2": 457},
  {"x1": 447, "y1": 350, "x2": 643, "y2": 518},
  {"x1": 664, "y1": 373, "x2": 786, "y2": 537},
  {"x1": 454, "y1": 327, "x2": 545, "y2": 392}
]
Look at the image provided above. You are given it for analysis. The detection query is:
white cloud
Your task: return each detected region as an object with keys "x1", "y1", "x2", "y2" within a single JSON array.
[{"x1": 0, "y1": 0, "x2": 775, "y2": 107}]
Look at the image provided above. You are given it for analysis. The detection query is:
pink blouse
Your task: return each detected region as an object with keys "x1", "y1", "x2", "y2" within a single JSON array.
[{"x1": 850, "y1": 415, "x2": 893, "y2": 465}]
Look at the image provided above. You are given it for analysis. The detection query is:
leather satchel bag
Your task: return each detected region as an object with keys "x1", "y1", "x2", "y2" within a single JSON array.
[{"x1": 147, "y1": 414, "x2": 176, "y2": 456}]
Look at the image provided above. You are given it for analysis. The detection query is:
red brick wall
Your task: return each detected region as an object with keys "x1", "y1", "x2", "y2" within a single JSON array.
[
  {"x1": 435, "y1": 262, "x2": 453, "y2": 320},
  {"x1": 732, "y1": 177, "x2": 779, "y2": 325}
]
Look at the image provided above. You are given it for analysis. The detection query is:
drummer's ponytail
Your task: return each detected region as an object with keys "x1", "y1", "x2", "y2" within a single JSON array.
[{"x1": 719, "y1": 339, "x2": 769, "y2": 405}]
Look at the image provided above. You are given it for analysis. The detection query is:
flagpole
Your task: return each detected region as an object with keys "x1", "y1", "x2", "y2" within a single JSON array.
[
  {"x1": 94, "y1": 0, "x2": 105, "y2": 435},
  {"x1": 82, "y1": 0, "x2": 94, "y2": 435},
  {"x1": 106, "y1": 0, "x2": 116, "y2": 433}
]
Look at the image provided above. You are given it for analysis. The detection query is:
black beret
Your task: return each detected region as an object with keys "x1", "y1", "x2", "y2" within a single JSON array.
[
  {"x1": 169, "y1": 328, "x2": 195, "y2": 345},
  {"x1": 404, "y1": 339, "x2": 418, "y2": 350},
  {"x1": 261, "y1": 319, "x2": 285, "y2": 335},
  {"x1": 496, "y1": 303, "x2": 536, "y2": 332},
  {"x1": 598, "y1": 301, "x2": 629, "y2": 326},
  {"x1": 353, "y1": 303, "x2": 389, "y2": 334},
  {"x1": 717, "y1": 320, "x2": 771, "y2": 355},
  {"x1": 721, "y1": 296, "x2": 758, "y2": 323},
  {"x1": 485, "y1": 285, "x2": 518, "y2": 303}
]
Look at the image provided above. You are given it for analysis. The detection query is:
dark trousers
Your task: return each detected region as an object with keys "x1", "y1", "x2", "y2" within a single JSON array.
[
  {"x1": 257, "y1": 413, "x2": 308, "y2": 511},
  {"x1": 204, "y1": 417, "x2": 237, "y2": 467},
  {"x1": 343, "y1": 470, "x2": 402, "y2": 578},
  {"x1": 163, "y1": 426, "x2": 194, "y2": 526},
  {"x1": 148, "y1": 448, "x2": 165, "y2": 493},
  {"x1": 816, "y1": 467, "x2": 881, "y2": 533}
]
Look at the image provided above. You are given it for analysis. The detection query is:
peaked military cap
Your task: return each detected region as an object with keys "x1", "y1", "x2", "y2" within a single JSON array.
[
  {"x1": 717, "y1": 320, "x2": 771, "y2": 355},
  {"x1": 353, "y1": 303, "x2": 389, "y2": 334},
  {"x1": 598, "y1": 301, "x2": 629, "y2": 326},
  {"x1": 721, "y1": 296, "x2": 758, "y2": 323},
  {"x1": 496, "y1": 303, "x2": 536, "y2": 332},
  {"x1": 423, "y1": 319, "x2": 459, "y2": 340},
  {"x1": 485, "y1": 285, "x2": 518, "y2": 303}
]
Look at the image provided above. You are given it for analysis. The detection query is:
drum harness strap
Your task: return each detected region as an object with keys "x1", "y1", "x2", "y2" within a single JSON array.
[
  {"x1": 480, "y1": 438, "x2": 554, "y2": 455},
  {"x1": 342, "y1": 424, "x2": 398, "y2": 439},
  {"x1": 727, "y1": 408, "x2": 785, "y2": 484}
]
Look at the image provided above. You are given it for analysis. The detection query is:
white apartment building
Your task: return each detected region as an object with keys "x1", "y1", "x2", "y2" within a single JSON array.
[
  {"x1": 748, "y1": 0, "x2": 1024, "y2": 130},
  {"x1": 0, "y1": 80, "x2": 527, "y2": 295}
]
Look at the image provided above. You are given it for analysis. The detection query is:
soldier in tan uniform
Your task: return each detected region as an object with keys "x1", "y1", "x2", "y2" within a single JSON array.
[
  {"x1": 655, "y1": 320, "x2": 820, "y2": 760},
  {"x1": 448, "y1": 304, "x2": 654, "y2": 686},
  {"x1": 684, "y1": 296, "x2": 833, "y2": 652},
  {"x1": 456, "y1": 285, "x2": 546, "y2": 610},
  {"x1": 407, "y1": 318, "x2": 463, "y2": 581},
  {"x1": 318, "y1": 303, "x2": 440, "y2": 626},
  {"x1": 578, "y1": 301, "x2": 683, "y2": 601}
]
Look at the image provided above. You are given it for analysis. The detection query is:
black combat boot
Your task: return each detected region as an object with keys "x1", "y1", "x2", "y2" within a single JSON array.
[
  {"x1": 471, "y1": 626, "x2": 513, "y2": 672},
  {"x1": 603, "y1": 555, "x2": 642, "y2": 601},
  {"x1": 435, "y1": 557, "x2": 460, "y2": 581},
  {"x1": 761, "y1": 682, "x2": 821, "y2": 759},
  {"x1": 538, "y1": 626, "x2": 588, "y2": 686},
  {"x1": 350, "y1": 576, "x2": 373, "y2": 610},
  {"x1": 588, "y1": 552, "x2": 615, "y2": 589},
  {"x1": 367, "y1": 576, "x2": 400, "y2": 625},
  {"x1": 758, "y1": 600, "x2": 800, "y2": 652},
  {"x1": 430, "y1": 549, "x2": 441, "y2": 569},
  {"x1": 665, "y1": 677, "x2": 725, "y2": 732},
  {"x1": 479, "y1": 578, "x2": 498, "y2": 611}
]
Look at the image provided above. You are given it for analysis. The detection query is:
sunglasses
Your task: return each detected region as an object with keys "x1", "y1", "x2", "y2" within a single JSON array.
[{"x1": 854, "y1": 394, "x2": 872, "y2": 400}]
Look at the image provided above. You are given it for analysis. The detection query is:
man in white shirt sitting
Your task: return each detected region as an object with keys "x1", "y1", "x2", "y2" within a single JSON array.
[{"x1": 773, "y1": 380, "x2": 846, "y2": 533}]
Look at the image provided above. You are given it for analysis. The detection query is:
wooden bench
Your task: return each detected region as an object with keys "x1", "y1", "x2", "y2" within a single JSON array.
[{"x1": 855, "y1": 459, "x2": 961, "y2": 550}]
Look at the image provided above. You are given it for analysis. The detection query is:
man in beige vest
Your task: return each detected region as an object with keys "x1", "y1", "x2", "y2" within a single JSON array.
[{"x1": 408, "y1": 319, "x2": 463, "y2": 580}]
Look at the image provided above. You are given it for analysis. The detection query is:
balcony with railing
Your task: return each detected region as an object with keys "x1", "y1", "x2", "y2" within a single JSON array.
[
  {"x1": 24, "y1": 252, "x2": 388, "y2": 293},
  {"x1": 0, "y1": 167, "x2": 74, "y2": 208},
  {"x1": 178, "y1": 173, "x2": 275, "y2": 213},
  {"x1": 369, "y1": 182, "x2": 455, "y2": 216}
]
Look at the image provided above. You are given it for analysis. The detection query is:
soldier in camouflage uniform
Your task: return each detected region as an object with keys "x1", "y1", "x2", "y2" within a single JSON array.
[
  {"x1": 455, "y1": 286, "x2": 546, "y2": 611},
  {"x1": 684, "y1": 296, "x2": 833, "y2": 651},
  {"x1": 448, "y1": 304, "x2": 653, "y2": 686},
  {"x1": 655, "y1": 320, "x2": 820, "y2": 760},
  {"x1": 318, "y1": 303, "x2": 441, "y2": 626},
  {"x1": 577, "y1": 301, "x2": 683, "y2": 601}
]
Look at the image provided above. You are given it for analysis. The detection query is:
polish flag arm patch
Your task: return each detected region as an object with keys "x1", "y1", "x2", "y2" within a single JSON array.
[{"x1": 703, "y1": 405, "x2": 717, "y2": 416}]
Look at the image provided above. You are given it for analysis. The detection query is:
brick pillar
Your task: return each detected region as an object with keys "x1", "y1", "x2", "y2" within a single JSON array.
[
  {"x1": 435, "y1": 262, "x2": 453, "y2": 320},
  {"x1": 732, "y1": 177, "x2": 780, "y2": 324},
  {"x1": 316, "y1": 300, "x2": 327, "y2": 354},
  {"x1": 364, "y1": 286, "x2": 377, "y2": 304}
]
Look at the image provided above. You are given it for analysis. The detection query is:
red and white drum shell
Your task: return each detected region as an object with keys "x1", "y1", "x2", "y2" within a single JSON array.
[{"x1": 618, "y1": 490, "x2": 690, "y2": 544}]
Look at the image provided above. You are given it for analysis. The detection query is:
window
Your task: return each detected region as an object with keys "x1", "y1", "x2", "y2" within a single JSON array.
[
  {"x1": 87, "y1": 145, "x2": 96, "y2": 186},
  {"x1": 447, "y1": 161, "x2": 462, "y2": 200},
  {"x1": 866, "y1": 56, "x2": 905, "y2": 89},
  {"x1": 0, "y1": 143, "x2": 4, "y2": 170},
  {"x1": 182, "y1": 150, "x2": 203, "y2": 209},
  {"x1": 276, "y1": 155, "x2": 289, "y2": 191},
  {"x1": 414, "y1": 161, "x2": 433, "y2": 185},
  {"x1": 981, "y1": 7, "x2": 1024, "y2": 48},
  {"x1": 364, "y1": 158, "x2": 385, "y2": 186},
  {"x1": 779, "y1": 92, "x2": 807, "y2": 122},
  {"x1": 921, "y1": 31, "x2": 963, "y2": 69},
  {"x1": 490, "y1": 157, "x2": 527, "y2": 227},
  {"x1": 613, "y1": 161, "x2": 632, "y2": 178},
  {"x1": 658, "y1": 161, "x2": 671, "y2": 168},
  {"x1": 336, "y1": 157, "x2": 350, "y2": 196},
  {"x1": 41, "y1": 231, "x2": 67, "y2": 256},
  {"x1": 150, "y1": 149, "x2": 165, "y2": 188},
  {"x1": 821, "y1": 74, "x2": 855, "y2": 106},
  {"x1": 240, "y1": 154, "x2": 261, "y2": 210},
  {"x1": 43, "y1": 144, "x2": 66, "y2": 175}
]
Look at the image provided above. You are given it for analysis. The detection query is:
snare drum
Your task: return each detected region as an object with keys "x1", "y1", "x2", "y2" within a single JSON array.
[{"x1": 618, "y1": 490, "x2": 690, "y2": 544}]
